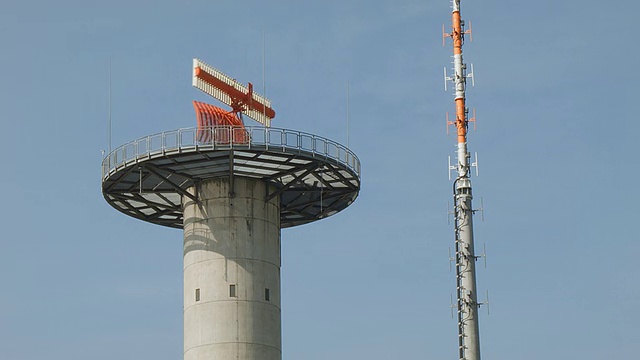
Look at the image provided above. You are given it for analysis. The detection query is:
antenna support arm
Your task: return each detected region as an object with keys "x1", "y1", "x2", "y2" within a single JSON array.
[{"x1": 194, "y1": 67, "x2": 276, "y2": 118}]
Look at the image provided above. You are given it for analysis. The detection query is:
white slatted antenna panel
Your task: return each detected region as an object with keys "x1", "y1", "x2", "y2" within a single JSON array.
[
  {"x1": 244, "y1": 108, "x2": 271, "y2": 127},
  {"x1": 193, "y1": 58, "x2": 272, "y2": 127},
  {"x1": 192, "y1": 58, "x2": 234, "y2": 107}
]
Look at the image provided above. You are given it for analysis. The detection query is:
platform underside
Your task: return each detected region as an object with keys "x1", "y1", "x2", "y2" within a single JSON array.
[{"x1": 102, "y1": 127, "x2": 360, "y2": 228}]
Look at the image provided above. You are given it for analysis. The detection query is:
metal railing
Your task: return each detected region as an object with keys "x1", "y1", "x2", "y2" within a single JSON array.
[{"x1": 102, "y1": 126, "x2": 361, "y2": 179}]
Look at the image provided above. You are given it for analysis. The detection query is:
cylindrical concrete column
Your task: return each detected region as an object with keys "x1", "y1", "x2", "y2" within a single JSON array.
[{"x1": 183, "y1": 177, "x2": 281, "y2": 360}]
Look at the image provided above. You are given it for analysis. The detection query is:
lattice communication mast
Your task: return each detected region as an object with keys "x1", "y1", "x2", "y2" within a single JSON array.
[{"x1": 443, "y1": 1, "x2": 484, "y2": 360}]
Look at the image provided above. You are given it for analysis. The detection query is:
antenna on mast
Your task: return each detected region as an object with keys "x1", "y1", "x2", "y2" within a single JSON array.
[{"x1": 442, "y1": 1, "x2": 485, "y2": 360}]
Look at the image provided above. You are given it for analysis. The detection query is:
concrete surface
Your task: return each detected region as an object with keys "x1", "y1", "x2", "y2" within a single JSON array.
[{"x1": 183, "y1": 177, "x2": 281, "y2": 360}]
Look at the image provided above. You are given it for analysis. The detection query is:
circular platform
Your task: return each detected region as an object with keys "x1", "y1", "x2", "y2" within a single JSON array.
[{"x1": 101, "y1": 126, "x2": 361, "y2": 228}]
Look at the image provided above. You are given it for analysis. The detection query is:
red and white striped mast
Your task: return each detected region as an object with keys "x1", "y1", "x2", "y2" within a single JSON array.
[{"x1": 444, "y1": 1, "x2": 482, "y2": 360}]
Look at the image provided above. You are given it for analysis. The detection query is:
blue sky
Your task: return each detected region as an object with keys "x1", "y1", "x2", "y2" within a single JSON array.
[{"x1": 0, "y1": 1, "x2": 638, "y2": 359}]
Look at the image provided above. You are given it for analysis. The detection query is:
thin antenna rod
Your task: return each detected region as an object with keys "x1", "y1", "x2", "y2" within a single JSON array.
[
  {"x1": 346, "y1": 81, "x2": 350, "y2": 148},
  {"x1": 108, "y1": 58, "x2": 112, "y2": 155},
  {"x1": 262, "y1": 27, "x2": 267, "y2": 120}
]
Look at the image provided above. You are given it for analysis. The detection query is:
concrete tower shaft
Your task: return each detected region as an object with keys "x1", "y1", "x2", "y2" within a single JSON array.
[{"x1": 183, "y1": 178, "x2": 281, "y2": 360}]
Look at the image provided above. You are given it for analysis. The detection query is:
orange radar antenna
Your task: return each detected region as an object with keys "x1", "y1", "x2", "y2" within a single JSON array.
[{"x1": 192, "y1": 58, "x2": 276, "y2": 143}]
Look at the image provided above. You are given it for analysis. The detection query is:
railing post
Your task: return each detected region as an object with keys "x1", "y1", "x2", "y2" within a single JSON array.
[
  {"x1": 324, "y1": 140, "x2": 328, "y2": 159},
  {"x1": 281, "y1": 129, "x2": 285, "y2": 151}
]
